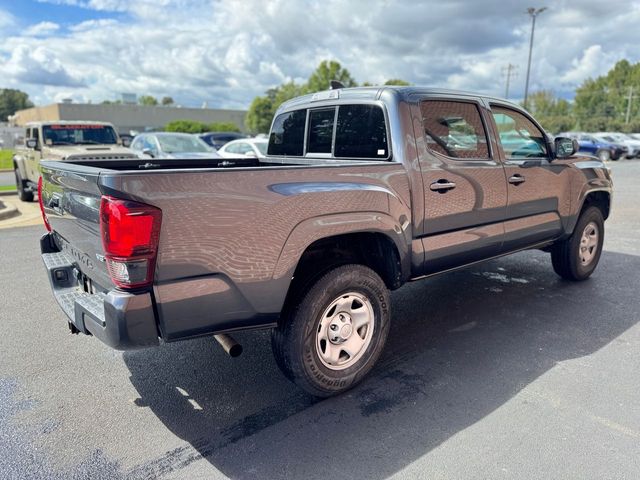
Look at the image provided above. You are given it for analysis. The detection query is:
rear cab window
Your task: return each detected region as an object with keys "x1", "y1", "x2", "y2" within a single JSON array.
[{"x1": 267, "y1": 104, "x2": 389, "y2": 161}]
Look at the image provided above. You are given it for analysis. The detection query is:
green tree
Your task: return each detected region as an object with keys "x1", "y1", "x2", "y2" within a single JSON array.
[
  {"x1": 246, "y1": 96, "x2": 275, "y2": 134},
  {"x1": 245, "y1": 82, "x2": 306, "y2": 134},
  {"x1": 161, "y1": 96, "x2": 174, "y2": 106},
  {"x1": 0, "y1": 88, "x2": 34, "y2": 121},
  {"x1": 207, "y1": 122, "x2": 240, "y2": 132},
  {"x1": 384, "y1": 79, "x2": 411, "y2": 86},
  {"x1": 573, "y1": 59, "x2": 640, "y2": 130},
  {"x1": 165, "y1": 119, "x2": 209, "y2": 133},
  {"x1": 526, "y1": 90, "x2": 575, "y2": 133},
  {"x1": 139, "y1": 95, "x2": 158, "y2": 106},
  {"x1": 306, "y1": 60, "x2": 357, "y2": 93}
]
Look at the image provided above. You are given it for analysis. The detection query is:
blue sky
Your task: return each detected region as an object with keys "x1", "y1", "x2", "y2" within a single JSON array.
[
  {"x1": 0, "y1": 0, "x2": 124, "y2": 28},
  {"x1": 0, "y1": 0, "x2": 639, "y2": 109}
]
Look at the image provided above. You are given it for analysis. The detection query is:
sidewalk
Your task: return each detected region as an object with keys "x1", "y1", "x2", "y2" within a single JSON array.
[{"x1": 0, "y1": 194, "x2": 43, "y2": 230}]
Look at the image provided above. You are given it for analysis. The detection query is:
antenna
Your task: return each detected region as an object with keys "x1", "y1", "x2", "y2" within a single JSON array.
[{"x1": 330, "y1": 80, "x2": 345, "y2": 90}]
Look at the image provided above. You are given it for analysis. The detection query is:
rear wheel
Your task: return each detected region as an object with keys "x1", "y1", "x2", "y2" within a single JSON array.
[
  {"x1": 551, "y1": 206, "x2": 604, "y2": 281},
  {"x1": 271, "y1": 264, "x2": 390, "y2": 397},
  {"x1": 15, "y1": 168, "x2": 34, "y2": 202},
  {"x1": 596, "y1": 149, "x2": 611, "y2": 162}
]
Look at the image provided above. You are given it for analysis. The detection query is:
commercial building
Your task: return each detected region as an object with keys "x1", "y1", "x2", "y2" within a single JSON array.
[{"x1": 11, "y1": 102, "x2": 248, "y2": 134}]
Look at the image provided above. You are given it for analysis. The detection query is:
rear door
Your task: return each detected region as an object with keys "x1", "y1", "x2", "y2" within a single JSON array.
[
  {"x1": 412, "y1": 95, "x2": 508, "y2": 274},
  {"x1": 487, "y1": 103, "x2": 570, "y2": 251}
]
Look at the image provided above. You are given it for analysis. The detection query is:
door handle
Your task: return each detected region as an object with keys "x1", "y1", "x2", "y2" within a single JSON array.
[
  {"x1": 508, "y1": 174, "x2": 525, "y2": 185},
  {"x1": 430, "y1": 180, "x2": 457, "y2": 192}
]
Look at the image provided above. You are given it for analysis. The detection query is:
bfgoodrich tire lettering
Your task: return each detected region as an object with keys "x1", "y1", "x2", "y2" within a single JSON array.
[{"x1": 271, "y1": 264, "x2": 390, "y2": 397}]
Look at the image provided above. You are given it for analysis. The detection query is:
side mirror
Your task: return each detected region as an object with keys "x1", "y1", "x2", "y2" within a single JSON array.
[
  {"x1": 121, "y1": 137, "x2": 131, "y2": 147},
  {"x1": 244, "y1": 150, "x2": 257, "y2": 158},
  {"x1": 26, "y1": 138, "x2": 37, "y2": 149},
  {"x1": 142, "y1": 148, "x2": 155, "y2": 158},
  {"x1": 554, "y1": 137, "x2": 578, "y2": 159}
]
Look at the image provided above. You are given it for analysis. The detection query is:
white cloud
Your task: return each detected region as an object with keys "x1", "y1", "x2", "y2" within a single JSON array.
[
  {"x1": 25, "y1": 21, "x2": 60, "y2": 36},
  {"x1": 4, "y1": 0, "x2": 640, "y2": 108}
]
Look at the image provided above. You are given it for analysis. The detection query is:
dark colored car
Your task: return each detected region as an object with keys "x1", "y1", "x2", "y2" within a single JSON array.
[
  {"x1": 38, "y1": 87, "x2": 612, "y2": 398},
  {"x1": 199, "y1": 131, "x2": 248, "y2": 149},
  {"x1": 560, "y1": 132, "x2": 627, "y2": 161}
]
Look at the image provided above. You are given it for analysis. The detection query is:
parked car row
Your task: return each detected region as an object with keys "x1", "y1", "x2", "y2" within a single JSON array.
[
  {"x1": 128, "y1": 131, "x2": 266, "y2": 160},
  {"x1": 557, "y1": 131, "x2": 640, "y2": 161}
]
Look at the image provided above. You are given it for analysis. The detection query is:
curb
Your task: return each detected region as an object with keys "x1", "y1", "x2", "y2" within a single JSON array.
[
  {"x1": 0, "y1": 168, "x2": 13, "y2": 173},
  {"x1": 0, "y1": 199, "x2": 20, "y2": 221},
  {"x1": 0, "y1": 190, "x2": 17, "y2": 196}
]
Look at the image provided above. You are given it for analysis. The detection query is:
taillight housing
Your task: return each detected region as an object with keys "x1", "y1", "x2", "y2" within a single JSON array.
[
  {"x1": 37, "y1": 176, "x2": 52, "y2": 232},
  {"x1": 99, "y1": 196, "x2": 162, "y2": 290}
]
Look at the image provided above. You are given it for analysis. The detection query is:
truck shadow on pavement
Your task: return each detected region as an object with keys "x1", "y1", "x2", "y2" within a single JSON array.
[{"x1": 122, "y1": 249, "x2": 638, "y2": 479}]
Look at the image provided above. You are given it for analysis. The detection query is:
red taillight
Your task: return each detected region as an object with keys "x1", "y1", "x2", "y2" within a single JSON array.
[
  {"x1": 99, "y1": 196, "x2": 162, "y2": 289},
  {"x1": 37, "y1": 176, "x2": 52, "y2": 232}
]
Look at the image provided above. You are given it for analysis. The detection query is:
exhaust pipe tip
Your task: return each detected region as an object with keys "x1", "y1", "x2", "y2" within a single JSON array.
[
  {"x1": 213, "y1": 334, "x2": 243, "y2": 357},
  {"x1": 228, "y1": 343, "x2": 243, "y2": 357}
]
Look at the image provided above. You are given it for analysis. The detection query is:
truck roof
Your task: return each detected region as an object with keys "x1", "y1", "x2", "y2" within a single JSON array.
[
  {"x1": 25, "y1": 120, "x2": 115, "y2": 127},
  {"x1": 277, "y1": 86, "x2": 522, "y2": 113}
]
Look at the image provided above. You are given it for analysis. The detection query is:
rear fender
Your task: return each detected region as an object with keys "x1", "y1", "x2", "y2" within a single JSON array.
[{"x1": 269, "y1": 211, "x2": 412, "y2": 304}]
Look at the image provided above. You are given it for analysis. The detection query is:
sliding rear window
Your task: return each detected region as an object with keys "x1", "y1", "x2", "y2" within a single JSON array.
[{"x1": 268, "y1": 104, "x2": 389, "y2": 160}]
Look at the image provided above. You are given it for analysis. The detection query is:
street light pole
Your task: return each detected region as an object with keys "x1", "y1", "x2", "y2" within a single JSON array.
[{"x1": 523, "y1": 7, "x2": 547, "y2": 110}]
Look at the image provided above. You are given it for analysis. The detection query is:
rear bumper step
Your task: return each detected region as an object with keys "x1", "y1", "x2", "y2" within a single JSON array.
[{"x1": 40, "y1": 233, "x2": 159, "y2": 350}]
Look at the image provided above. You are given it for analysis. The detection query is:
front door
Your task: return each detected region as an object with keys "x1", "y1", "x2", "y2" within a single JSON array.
[
  {"x1": 487, "y1": 103, "x2": 571, "y2": 252},
  {"x1": 412, "y1": 96, "x2": 508, "y2": 274}
]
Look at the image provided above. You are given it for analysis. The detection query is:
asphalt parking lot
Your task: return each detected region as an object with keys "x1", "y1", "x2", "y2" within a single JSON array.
[{"x1": 1, "y1": 161, "x2": 639, "y2": 480}]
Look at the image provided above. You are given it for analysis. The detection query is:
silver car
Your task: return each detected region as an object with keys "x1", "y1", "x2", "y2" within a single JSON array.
[
  {"x1": 217, "y1": 138, "x2": 268, "y2": 159},
  {"x1": 130, "y1": 132, "x2": 219, "y2": 159}
]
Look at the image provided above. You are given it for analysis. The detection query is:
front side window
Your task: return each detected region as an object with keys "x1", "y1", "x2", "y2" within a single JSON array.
[
  {"x1": 307, "y1": 108, "x2": 335, "y2": 154},
  {"x1": 421, "y1": 100, "x2": 490, "y2": 159},
  {"x1": 335, "y1": 105, "x2": 388, "y2": 158},
  {"x1": 491, "y1": 106, "x2": 547, "y2": 159},
  {"x1": 268, "y1": 109, "x2": 306, "y2": 156}
]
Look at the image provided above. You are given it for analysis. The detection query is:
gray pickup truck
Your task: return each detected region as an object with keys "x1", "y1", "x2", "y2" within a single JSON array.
[{"x1": 38, "y1": 87, "x2": 612, "y2": 397}]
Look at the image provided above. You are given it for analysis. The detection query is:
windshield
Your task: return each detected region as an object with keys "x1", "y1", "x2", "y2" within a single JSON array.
[
  {"x1": 42, "y1": 124, "x2": 118, "y2": 145},
  {"x1": 255, "y1": 141, "x2": 268, "y2": 155},
  {"x1": 157, "y1": 134, "x2": 213, "y2": 153}
]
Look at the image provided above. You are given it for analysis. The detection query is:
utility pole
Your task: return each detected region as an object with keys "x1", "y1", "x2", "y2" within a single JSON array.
[
  {"x1": 625, "y1": 86, "x2": 634, "y2": 124},
  {"x1": 502, "y1": 63, "x2": 518, "y2": 99},
  {"x1": 523, "y1": 7, "x2": 547, "y2": 110}
]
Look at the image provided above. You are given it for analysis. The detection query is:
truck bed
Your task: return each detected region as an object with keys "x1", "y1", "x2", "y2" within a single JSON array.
[{"x1": 39, "y1": 156, "x2": 411, "y2": 345}]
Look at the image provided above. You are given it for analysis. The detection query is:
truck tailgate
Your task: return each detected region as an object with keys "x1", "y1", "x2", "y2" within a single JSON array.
[{"x1": 40, "y1": 162, "x2": 112, "y2": 290}]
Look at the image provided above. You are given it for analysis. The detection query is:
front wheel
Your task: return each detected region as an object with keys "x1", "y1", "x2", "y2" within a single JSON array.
[
  {"x1": 15, "y1": 168, "x2": 34, "y2": 202},
  {"x1": 551, "y1": 206, "x2": 604, "y2": 281},
  {"x1": 596, "y1": 149, "x2": 611, "y2": 162},
  {"x1": 271, "y1": 264, "x2": 390, "y2": 397}
]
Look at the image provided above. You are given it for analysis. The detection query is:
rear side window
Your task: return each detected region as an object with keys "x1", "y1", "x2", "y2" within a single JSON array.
[
  {"x1": 335, "y1": 105, "x2": 388, "y2": 158},
  {"x1": 420, "y1": 100, "x2": 489, "y2": 159},
  {"x1": 268, "y1": 109, "x2": 306, "y2": 156}
]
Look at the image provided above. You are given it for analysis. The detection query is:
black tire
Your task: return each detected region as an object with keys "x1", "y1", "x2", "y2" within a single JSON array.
[
  {"x1": 596, "y1": 149, "x2": 611, "y2": 162},
  {"x1": 551, "y1": 206, "x2": 604, "y2": 281},
  {"x1": 15, "y1": 168, "x2": 34, "y2": 202},
  {"x1": 271, "y1": 264, "x2": 390, "y2": 397}
]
